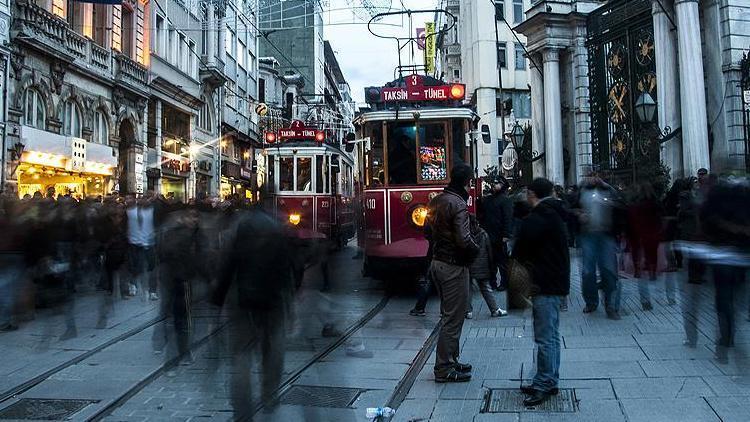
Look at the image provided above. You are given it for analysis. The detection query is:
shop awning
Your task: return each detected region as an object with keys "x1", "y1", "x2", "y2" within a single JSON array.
[{"x1": 20, "y1": 125, "x2": 116, "y2": 167}]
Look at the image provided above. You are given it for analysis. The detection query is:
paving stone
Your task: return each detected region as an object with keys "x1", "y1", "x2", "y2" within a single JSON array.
[
  {"x1": 438, "y1": 379, "x2": 486, "y2": 400},
  {"x1": 639, "y1": 359, "x2": 723, "y2": 377},
  {"x1": 518, "y1": 399, "x2": 625, "y2": 422},
  {"x1": 405, "y1": 379, "x2": 445, "y2": 399},
  {"x1": 391, "y1": 398, "x2": 437, "y2": 422},
  {"x1": 701, "y1": 375, "x2": 750, "y2": 396},
  {"x1": 640, "y1": 344, "x2": 716, "y2": 360},
  {"x1": 558, "y1": 360, "x2": 645, "y2": 379},
  {"x1": 611, "y1": 377, "x2": 714, "y2": 399},
  {"x1": 428, "y1": 398, "x2": 483, "y2": 421},
  {"x1": 620, "y1": 398, "x2": 721, "y2": 422},
  {"x1": 704, "y1": 396, "x2": 750, "y2": 422},
  {"x1": 560, "y1": 347, "x2": 647, "y2": 362},
  {"x1": 562, "y1": 335, "x2": 637, "y2": 349}
]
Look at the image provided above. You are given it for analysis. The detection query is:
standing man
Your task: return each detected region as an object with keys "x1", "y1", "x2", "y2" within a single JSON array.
[
  {"x1": 427, "y1": 164, "x2": 479, "y2": 383},
  {"x1": 125, "y1": 193, "x2": 158, "y2": 300},
  {"x1": 480, "y1": 176, "x2": 513, "y2": 290},
  {"x1": 513, "y1": 178, "x2": 570, "y2": 406},
  {"x1": 573, "y1": 173, "x2": 624, "y2": 319}
]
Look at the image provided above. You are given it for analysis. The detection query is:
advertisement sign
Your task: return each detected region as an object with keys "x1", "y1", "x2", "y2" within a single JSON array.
[
  {"x1": 424, "y1": 22, "x2": 436, "y2": 74},
  {"x1": 416, "y1": 28, "x2": 426, "y2": 50},
  {"x1": 67, "y1": 138, "x2": 87, "y2": 172}
]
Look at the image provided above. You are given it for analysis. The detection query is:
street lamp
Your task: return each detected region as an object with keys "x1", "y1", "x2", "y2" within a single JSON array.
[
  {"x1": 634, "y1": 92, "x2": 679, "y2": 144},
  {"x1": 508, "y1": 121, "x2": 543, "y2": 163},
  {"x1": 511, "y1": 122, "x2": 525, "y2": 149}
]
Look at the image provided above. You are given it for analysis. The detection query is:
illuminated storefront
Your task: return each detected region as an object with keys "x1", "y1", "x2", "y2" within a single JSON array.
[
  {"x1": 161, "y1": 151, "x2": 189, "y2": 202},
  {"x1": 16, "y1": 126, "x2": 116, "y2": 198}
]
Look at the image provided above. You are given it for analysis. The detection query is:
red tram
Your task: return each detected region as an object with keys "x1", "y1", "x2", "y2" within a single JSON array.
[
  {"x1": 354, "y1": 74, "x2": 482, "y2": 279},
  {"x1": 262, "y1": 120, "x2": 356, "y2": 248}
]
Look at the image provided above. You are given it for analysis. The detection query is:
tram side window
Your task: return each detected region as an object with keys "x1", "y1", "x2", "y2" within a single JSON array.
[
  {"x1": 297, "y1": 157, "x2": 312, "y2": 192},
  {"x1": 387, "y1": 123, "x2": 417, "y2": 185},
  {"x1": 417, "y1": 123, "x2": 449, "y2": 183},
  {"x1": 452, "y1": 120, "x2": 468, "y2": 168},
  {"x1": 368, "y1": 125, "x2": 385, "y2": 187},
  {"x1": 316, "y1": 155, "x2": 328, "y2": 194},
  {"x1": 267, "y1": 155, "x2": 276, "y2": 192},
  {"x1": 279, "y1": 157, "x2": 293, "y2": 192}
]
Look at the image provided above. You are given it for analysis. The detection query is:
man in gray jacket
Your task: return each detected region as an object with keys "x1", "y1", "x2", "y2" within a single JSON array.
[{"x1": 427, "y1": 164, "x2": 479, "y2": 383}]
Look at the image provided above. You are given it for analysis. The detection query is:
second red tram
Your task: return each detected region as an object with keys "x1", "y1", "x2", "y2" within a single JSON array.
[
  {"x1": 262, "y1": 122, "x2": 357, "y2": 248},
  {"x1": 354, "y1": 75, "x2": 481, "y2": 278}
]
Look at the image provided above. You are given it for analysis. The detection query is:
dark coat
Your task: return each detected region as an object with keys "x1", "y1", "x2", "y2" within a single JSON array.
[
  {"x1": 512, "y1": 199, "x2": 570, "y2": 296},
  {"x1": 481, "y1": 192, "x2": 514, "y2": 242},
  {"x1": 213, "y1": 209, "x2": 294, "y2": 310},
  {"x1": 469, "y1": 227, "x2": 494, "y2": 280},
  {"x1": 426, "y1": 186, "x2": 479, "y2": 266}
]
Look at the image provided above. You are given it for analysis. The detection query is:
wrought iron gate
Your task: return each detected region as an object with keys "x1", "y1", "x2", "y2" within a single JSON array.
[{"x1": 587, "y1": 0, "x2": 662, "y2": 186}]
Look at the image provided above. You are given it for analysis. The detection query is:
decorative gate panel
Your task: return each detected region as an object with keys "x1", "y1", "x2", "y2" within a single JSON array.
[{"x1": 587, "y1": 0, "x2": 660, "y2": 186}]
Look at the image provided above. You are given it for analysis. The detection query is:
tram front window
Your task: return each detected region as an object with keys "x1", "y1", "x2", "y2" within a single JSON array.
[
  {"x1": 297, "y1": 157, "x2": 312, "y2": 191},
  {"x1": 387, "y1": 123, "x2": 417, "y2": 185},
  {"x1": 279, "y1": 157, "x2": 294, "y2": 191}
]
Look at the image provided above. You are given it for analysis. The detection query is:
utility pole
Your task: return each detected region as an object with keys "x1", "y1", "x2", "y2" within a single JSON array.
[{"x1": 492, "y1": 0, "x2": 506, "y2": 167}]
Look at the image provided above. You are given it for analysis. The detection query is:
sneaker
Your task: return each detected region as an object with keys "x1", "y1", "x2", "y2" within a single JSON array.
[
  {"x1": 435, "y1": 370, "x2": 471, "y2": 383},
  {"x1": 128, "y1": 284, "x2": 137, "y2": 296},
  {"x1": 409, "y1": 308, "x2": 426, "y2": 317},
  {"x1": 148, "y1": 292, "x2": 159, "y2": 301},
  {"x1": 491, "y1": 308, "x2": 508, "y2": 317},
  {"x1": 465, "y1": 312, "x2": 473, "y2": 319}
]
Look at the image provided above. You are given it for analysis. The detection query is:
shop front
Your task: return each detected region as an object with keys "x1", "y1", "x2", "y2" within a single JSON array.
[
  {"x1": 161, "y1": 151, "x2": 189, "y2": 202},
  {"x1": 220, "y1": 161, "x2": 244, "y2": 201},
  {"x1": 195, "y1": 158, "x2": 213, "y2": 199},
  {"x1": 16, "y1": 126, "x2": 116, "y2": 199}
]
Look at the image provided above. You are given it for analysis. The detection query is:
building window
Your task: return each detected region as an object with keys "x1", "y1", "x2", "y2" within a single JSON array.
[
  {"x1": 200, "y1": 4, "x2": 208, "y2": 55},
  {"x1": 63, "y1": 100, "x2": 82, "y2": 137},
  {"x1": 515, "y1": 43, "x2": 526, "y2": 70},
  {"x1": 122, "y1": 5, "x2": 134, "y2": 59},
  {"x1": 92, "y1": 4, "x2": 108, "y2": 46},
  {"x1": 513, "y1": 0, "x2": 523, "y2": 23},
  {"x1": 188, "y1": 40, "x2": 196, "y2": 77},
  {"x1": 494, "y1": 0, "x2": 504, "y2": 20},
  {"x1": 24, "y1": 89, "x2": 45, "y2": 129},
  {"x1": 179, "y1": 34, "x2": 186, "y2": 71},
  {"x1": 453, "y1": 69, "x2": 460, "y2": 80},
  {"x1": 155, "y1": 15, "x2": 164, "y2": 56},
  {"x1": 497, "y1": 42, "x2": 507, "y2": 69},
  {"x1": 258, "y1": 78, "x2": 266, "y2": 103},
  {"x1": 237, "y1": 39, "x2": 246, "y2": 69},
  {"x1": 94, "y1": 110, "x2": 109, "y2": 144},
  {"x1": 199, "y1": 97, "x2": 212, "y2": 132}
]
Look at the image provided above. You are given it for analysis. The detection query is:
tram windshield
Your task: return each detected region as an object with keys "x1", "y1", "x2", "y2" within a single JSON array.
[{"x1": 365, "y1": 118, "x2": 469, "y2": 187}]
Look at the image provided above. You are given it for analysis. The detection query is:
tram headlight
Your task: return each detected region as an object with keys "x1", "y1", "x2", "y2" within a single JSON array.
[
  {"x1": 288, "y1": 213, "x2": 301, "y2": 226},
  {"x1": 411, "y1": 205, "x2": 429, "y2": 228}
]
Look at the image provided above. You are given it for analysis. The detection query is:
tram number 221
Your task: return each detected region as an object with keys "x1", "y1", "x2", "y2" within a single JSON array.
[{"x1": 366, "y1": 198, "x2": 377, "y2": 210}]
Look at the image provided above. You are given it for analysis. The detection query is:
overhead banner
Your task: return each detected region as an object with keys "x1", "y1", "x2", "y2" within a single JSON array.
[
  {"x1": 424, "y1": 22, "x2": 436, "y2": 74},
  {"x1": 416, "y1": 28, "x2": 426, "y2": 50}
]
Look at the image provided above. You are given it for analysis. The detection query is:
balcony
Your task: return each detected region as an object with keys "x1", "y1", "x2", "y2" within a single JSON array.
[
  {"x1": 199, "y1": 55, "x2": 227, "y2": 87},
  {"x1": 13, "y1": 0, "x2": 148, "y2": 95}
]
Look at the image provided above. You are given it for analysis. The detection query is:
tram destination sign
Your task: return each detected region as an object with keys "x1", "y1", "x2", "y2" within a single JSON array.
[
  {"x1": 379, "y1": 74, "x2": 465, "y2": 102},
  {"x1": 275, "y1": 120, "x2": 325, "y2": 142}
]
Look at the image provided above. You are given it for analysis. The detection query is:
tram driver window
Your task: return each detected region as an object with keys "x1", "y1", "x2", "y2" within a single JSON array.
[
  {"x1": 387, "y1": 123, "x2": 417, "y2": 185},
  {"x1": 297, "y1": 157, "x2": 312, "y2": 192},
  {"x1": 279, "y1": 157, "x2": 293, "y2": 192},
  {"x1": 452, "y1": 120, "x2": 468, "y2": 167},
  {"x1": 367, "y1": 124, "x2": 384, "y2": 188},
  {"x1": 417, "y1": 123, "x2": 449, "y2": 183}
]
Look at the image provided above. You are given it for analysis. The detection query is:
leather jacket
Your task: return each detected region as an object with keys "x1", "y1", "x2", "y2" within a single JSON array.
[{"x1": 426, "y1": 187, "x2": 479, "y2": 266}]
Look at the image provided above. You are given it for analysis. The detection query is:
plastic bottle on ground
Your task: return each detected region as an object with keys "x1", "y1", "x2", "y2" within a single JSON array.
[{"x1": 366, "y1": 407, "x2": 396, "y2": 419}]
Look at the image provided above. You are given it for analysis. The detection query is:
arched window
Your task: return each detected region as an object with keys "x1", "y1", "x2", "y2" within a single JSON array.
[
  {"x1": 24, "y1": 88, "x2": 45, "y2": 129},
  {"x1": 198, "y1": 97, "x2": 212, "y2": 132},
  {"x1": 94, "y1": 110, "x2": 109, "y2": 144},
  {"x1": 63, "y1": 100, "x2": 82, "y2": 137}
]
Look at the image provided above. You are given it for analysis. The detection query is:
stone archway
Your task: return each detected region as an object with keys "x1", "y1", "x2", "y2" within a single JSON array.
[{"x1": 117, "y1": 119, "x2": 137, "y2": 195}]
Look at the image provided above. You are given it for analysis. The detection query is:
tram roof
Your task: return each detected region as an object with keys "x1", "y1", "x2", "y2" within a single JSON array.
[{"x1": 354, "y1": 107, "x2": 477, "y2": 125}]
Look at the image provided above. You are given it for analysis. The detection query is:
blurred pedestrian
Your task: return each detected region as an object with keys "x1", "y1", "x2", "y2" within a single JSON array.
[
  {"x1": 466, "y1": 215, "x2": 506, "y2": 319},
  {"x1": 0, "y1": 192, "x2": 24, "y2": 332},
  {"x1": 213, "y1": 208, "x2": 294, "y2": 419},
  {"x1": 96, "y1": 198, "x2": 128, "y2": 328},
  {"x1": 573, "y1": 173, "x2": 624, "y2": 320},
  {"x1": 426, "y1": 164, "x2": 478, "y2": 383},
  {"x1": 480, "y1": 176, "x2": 513, "y2": 291},
  {"x1": 626, "y1": 182, "x2": 664, "y2": 310},
  {"x1": 125, "y1": 194, "x2": 158, "y2": 299},
  {"x1": 513, "y1": 178, "x2": 570, "y2": 406}
]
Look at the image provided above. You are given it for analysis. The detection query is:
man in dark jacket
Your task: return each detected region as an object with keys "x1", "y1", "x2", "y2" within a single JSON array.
[
  {"x1": 480, "y1": 177, "x2": 513, "y2": 290},
  {"x1": 513, "y1": 178, "x2": 570, "y2": 406},
  {"x1": 427, "y1": 164, "x2": 479, "y2": 383}
]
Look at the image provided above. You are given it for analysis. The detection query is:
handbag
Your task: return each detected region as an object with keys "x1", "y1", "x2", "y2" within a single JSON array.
[{"x1": 507, "y1": 258, "x2": 537, "y2": 309}]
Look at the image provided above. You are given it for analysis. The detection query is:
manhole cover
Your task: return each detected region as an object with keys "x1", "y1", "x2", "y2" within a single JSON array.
[
  {"x1": 0, "y1": 398, "x2": 98, "y2": 420},
  {"x1": 279, "y1": 385, "x2": 368, "y2": 408},
  {"x1": 481, "y1": 388, "x2": 577, "y2": 413}
]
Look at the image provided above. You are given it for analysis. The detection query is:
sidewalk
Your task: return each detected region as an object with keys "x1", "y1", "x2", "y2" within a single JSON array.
[{"x1": 396, "y1": 257, "x2": 750, "y2": 422}]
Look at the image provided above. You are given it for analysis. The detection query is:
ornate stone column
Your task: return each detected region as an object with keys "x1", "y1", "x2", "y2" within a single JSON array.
[
  {"x1": 543, "y1": 48, "x2": 564, "y2": 184},
  {"x1": 529, "y1": 52, "x2": 546, "y2": 178},
  {"x1": 653, "y1": 0, "x2": 683, "y2": 180},
  {"x1": 675, "y1": 0, "x2": 710, "y2": 174}
]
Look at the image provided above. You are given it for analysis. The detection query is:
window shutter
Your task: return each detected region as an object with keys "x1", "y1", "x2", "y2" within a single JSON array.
[{"x1": 112, "y1": 5, "x2": 122, "y2": 52}]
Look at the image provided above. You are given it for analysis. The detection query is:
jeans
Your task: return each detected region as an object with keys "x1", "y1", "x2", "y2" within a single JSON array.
[
  {"x1": 531, "y1": 295, "x2": 562, "y2": 392},
  {"x1": 0, "y1": 254, "x2": 24, "y2": 327},
  {"x1": 127, "y1": 245, "x2": 157, "y2": 293},
  {"x1": 413, "y1": 274, "x2": 436, "y2": 311},
  {"x1": 713, "y1": 264, "x2": 746, "y2": 347},
  {"x1": 431, "y1": 260, "x2": 470, "y2": 376},
  {"x1": 580, "y1": 232, "x2": 620, "y2": 311}
]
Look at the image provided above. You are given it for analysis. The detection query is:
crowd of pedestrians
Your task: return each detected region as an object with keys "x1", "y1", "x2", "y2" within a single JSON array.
[{"x1": 421, "y1": 165, "x2": 750, "y2": 408}]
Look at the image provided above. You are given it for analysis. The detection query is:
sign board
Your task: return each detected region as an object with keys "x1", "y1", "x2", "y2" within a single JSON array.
[
  {"x1": 744, "y1": 90, "x2": 750, "y2": 110},
  {"x1": 416, "y1": 28, "x2": 426, "y2": 50},
  {"x1": 67, "y1": 138, "x2": 87, "y2": 172},
  {"x1": 255, "y1": 103, "x2": 268, "y2": 116},
  {"x1": 277, "y1": 120, "x2": 325, "y2": 142},
  {"x1": 424, "y1": 22, "x2": 436, "y2": 74},
  {"x1": 380, "y1": 74, "x2": 465, "y2": 102}
]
